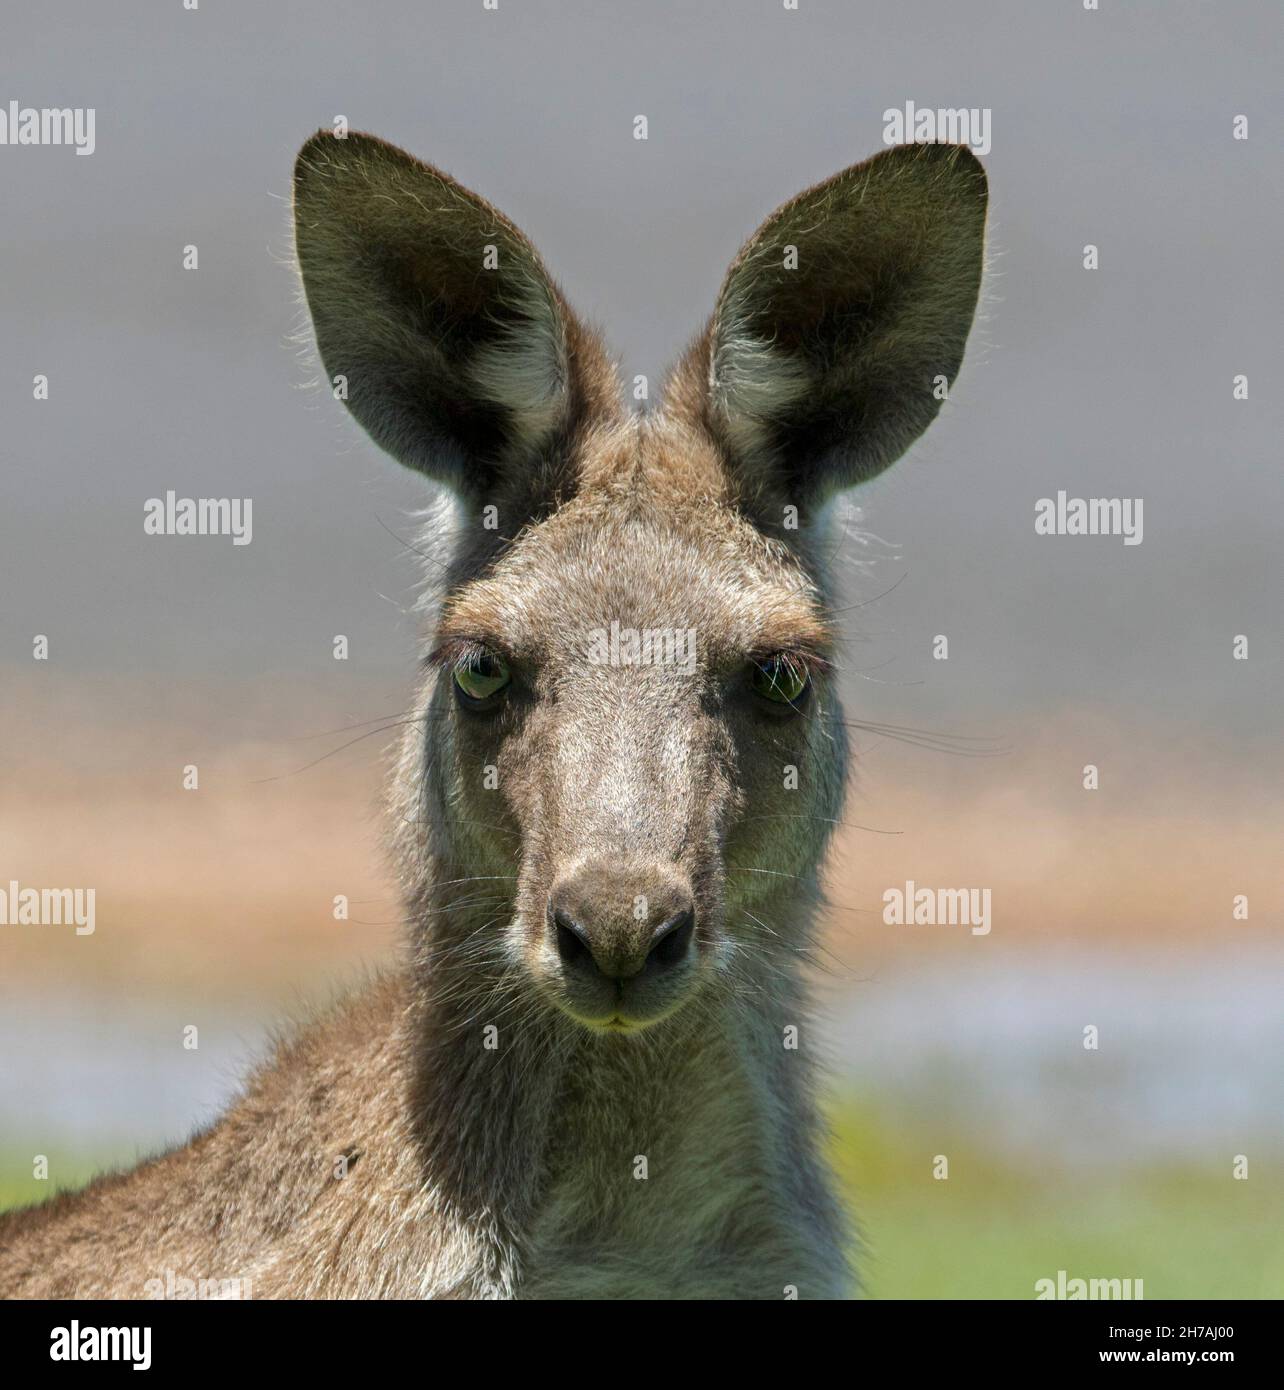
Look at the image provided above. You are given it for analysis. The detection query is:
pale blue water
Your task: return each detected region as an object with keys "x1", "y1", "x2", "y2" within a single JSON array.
[
  {"x1": 1, "y1": 950, "x2": 1280, "y2": 1170},
  {"x1": 824, "y1": 948, "x2": 1284, "y2": 1166}
]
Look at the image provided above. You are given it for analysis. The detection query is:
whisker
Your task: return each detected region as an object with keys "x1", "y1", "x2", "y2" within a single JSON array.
[
  {"x1": 837, "y1": 718, "x2": 1010, "y2": 758},
  {"x1": 287, "y1": 708, "x2": 422, "y2": 741},
  {"x1": 253, "y1": 719, "x2": 436, "y2": 782},
  {"x1": 828, "y1": 570, "x2": 907, "y2": 614},
  {"x1": 424, "y1": 875, "x2": 519, "y2": 890},
  {"x1": 739, "y1": 814, "x2": 902, "y2": 836}
]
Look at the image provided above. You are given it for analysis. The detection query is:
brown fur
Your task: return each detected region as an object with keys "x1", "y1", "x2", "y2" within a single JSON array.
[{"x1": 0, "y1": 132, "x2": 987, "y2": 1299}]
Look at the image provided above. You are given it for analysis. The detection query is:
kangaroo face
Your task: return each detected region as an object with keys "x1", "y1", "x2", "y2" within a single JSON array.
[
  {"x1": 430, "y1": 470, "x2": 841, "y2": 1030},
  {"x1": 293, "y1": 130, "x2": 987, "y2": 1033}
]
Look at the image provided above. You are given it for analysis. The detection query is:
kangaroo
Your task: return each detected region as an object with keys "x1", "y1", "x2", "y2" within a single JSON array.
[{"x1": 0, "y1": 132, "x2": 987, "y2": 1300}]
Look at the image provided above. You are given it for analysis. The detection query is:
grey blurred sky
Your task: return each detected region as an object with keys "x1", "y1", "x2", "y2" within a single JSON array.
[{"x1": 1, "y1": 0, "x2": 1279, "y2": 751}]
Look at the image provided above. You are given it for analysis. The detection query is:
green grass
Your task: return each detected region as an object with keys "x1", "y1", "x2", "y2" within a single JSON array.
[
  {"x1": 827, "y1": 1101, "x2": 1284, "y2": 1299},
  {"x1": 4, "y1": 1105, "x2": 1280, "y2": 1299},
  {"x1": 1, "y1": 1154, "x2": 106, "y2": 1217}
]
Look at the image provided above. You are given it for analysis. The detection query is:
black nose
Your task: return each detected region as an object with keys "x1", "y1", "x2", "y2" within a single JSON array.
[{"x1": 551, "y1": 904, "x2": 696, "y2": 982}]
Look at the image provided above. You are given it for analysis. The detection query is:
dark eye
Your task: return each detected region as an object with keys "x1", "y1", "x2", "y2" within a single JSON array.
[
  {"x1": 749, "y1": 653, "x2": 810, "y2": 708},
  {"x1": 453, "y1": 649, "x2": 511, "y2": 707}
]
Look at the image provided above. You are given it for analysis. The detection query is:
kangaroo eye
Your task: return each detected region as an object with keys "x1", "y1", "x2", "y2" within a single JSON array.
[
  {"x1": 750, "y1": 653, "x2": 810, "y2": 707},
  {"x1": 453, "y1": 649, "x2": 511, "y2": 705}
]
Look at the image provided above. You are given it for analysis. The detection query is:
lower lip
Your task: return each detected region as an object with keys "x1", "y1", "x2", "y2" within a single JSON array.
[{"x1": 593, "y1": 1014, "x2": 650, "y2": 1034}]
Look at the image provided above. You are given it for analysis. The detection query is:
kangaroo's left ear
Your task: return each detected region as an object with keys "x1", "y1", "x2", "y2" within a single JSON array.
[
  {"x1": 670, "y1": 142, "x2": 988, "y2": 509},
  {"x1": 293, "y1": 130, "x2": 619, "y2": 504}
]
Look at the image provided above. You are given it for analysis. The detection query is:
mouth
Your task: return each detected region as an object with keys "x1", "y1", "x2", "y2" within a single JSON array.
[
  {"x1": 569, "y1": 1009, "x2": 655, "y2": 1036},
  {"x1": 552, "y1": 999, "x2": 680, "y2": 1035},
  {"x1": 532, "y1": 939, "x2": 703, "y2": 1035}
]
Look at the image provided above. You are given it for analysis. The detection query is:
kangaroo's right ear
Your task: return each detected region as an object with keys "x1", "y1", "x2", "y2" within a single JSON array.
[
  {"x1": 668, "y1": 142, "x2": 988, "y2": 514},
  {"x1": 293, "y1": 131, "x2": 617, "y2": 498}
]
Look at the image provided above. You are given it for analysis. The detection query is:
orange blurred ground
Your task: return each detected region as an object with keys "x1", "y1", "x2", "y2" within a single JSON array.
[{"x1": 1, "y1": 671, "x2": 1277, "y2": 1002}]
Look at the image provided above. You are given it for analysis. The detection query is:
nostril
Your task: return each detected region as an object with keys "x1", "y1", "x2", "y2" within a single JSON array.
[
  {"x1": 552, "y1": 907, "x2": 592, "y2": 968},
  {"x1": 648, "y1": 909, "x2": 695, "y2": 971}
]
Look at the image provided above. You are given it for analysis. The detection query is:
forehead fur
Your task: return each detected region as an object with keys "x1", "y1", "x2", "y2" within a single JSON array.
[{"x1": 437, "y1": 416, "x2": 831, "y2": 667}]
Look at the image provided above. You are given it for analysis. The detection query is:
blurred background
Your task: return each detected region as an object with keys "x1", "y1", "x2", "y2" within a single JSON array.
[{"x1": 1, "y1": 1, "x2": 1280, "y2": 1297}]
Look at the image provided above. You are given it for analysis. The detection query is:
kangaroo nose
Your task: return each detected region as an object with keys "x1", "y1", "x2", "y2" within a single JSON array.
[
  {"x1": 548, "y1": 868, "x2": 696, "y2": 982},
  {"x1": 553, "y1": 905, "x2": 695, "y2": 981}
]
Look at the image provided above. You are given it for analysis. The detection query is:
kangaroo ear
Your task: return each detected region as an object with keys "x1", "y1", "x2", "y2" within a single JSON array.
[
  {"x1": 293, "y1": 131, "x2": 616, "y2": 497},
  {"x1": 675, "y1": 143, "x2": 987, "y2": 509}
]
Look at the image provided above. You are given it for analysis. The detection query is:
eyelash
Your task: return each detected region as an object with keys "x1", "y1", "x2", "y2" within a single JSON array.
[
  {"x1": 748, "y1": 649, "x2": 831, "y2": 687},
  {"x1": 428, "y1": 637, "x2": 493, "y2": 672}
]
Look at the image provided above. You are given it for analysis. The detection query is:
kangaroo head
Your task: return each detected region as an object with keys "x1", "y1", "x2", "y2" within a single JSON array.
[{"x1": 293, "y1": 133, "x2": 987, "y2": 1035}]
